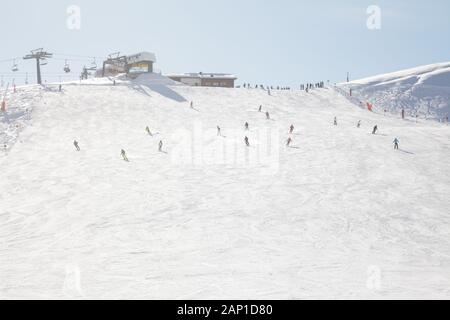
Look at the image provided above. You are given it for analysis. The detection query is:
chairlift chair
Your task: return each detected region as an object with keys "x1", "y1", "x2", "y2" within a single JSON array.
[
  {"x1": 64, "y1": 60, "x2": 71, "y2": 73},
  {"x1": 11, "y1": 60, "x2": 19, "y2": 72}
]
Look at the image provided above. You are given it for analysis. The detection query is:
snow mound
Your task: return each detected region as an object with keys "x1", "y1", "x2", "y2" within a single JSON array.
[
  {"x1": 340, "y1": 62, "x2": 450, "y2": 120},
  {"x1": 132, "y1": 73, "x2": 181, "y2": 86}
]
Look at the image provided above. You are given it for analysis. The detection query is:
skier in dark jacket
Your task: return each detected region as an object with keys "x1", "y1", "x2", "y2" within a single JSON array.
[
  {"x1": 121, "y1": 149, "x2": 129, "y2": 162},
  {"x1": 393, "y1": 138, "x2": 400, "y2": 150},
  {"x1": 74, "y1": 140, "x2": 80, "y2": 151},
  {"x1": 159, "y1": 141, "x2": 163, "y2": 152},
  {"x1": 245, "y1": 136, "x2": 250, "y2": 147},
  {"x1": 286, "y1": 137, "x2": 293, "y2": 147},
  {"x1": 290, "y1": 125, "x2": 295, "y2": 134},
  {"x1": 266, "y1": 112, "x2": 270, "y2": 120},
  {"x1": 372, "y1": 125, "x2": 378, "y2": 135},
  {"x1": 245, "y1": 122, "x2": 249, "y2": 131}
]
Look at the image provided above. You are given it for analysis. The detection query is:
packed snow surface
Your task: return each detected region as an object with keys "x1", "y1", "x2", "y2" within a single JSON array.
[
  {"x1": 1, "y1": 77, "x2": 450, "y2": 299},
  {"x1": 340, "y1": 62, "x2": 450, "y2": 120}
]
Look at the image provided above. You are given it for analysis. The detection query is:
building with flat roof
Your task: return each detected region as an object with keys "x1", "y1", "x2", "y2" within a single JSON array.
[
  {"x1": 100, "y1": 51, "x2": 157, "y2": 77},
  {"x1": 166, "y1": 72, "x2": 237, "y2": 88}
]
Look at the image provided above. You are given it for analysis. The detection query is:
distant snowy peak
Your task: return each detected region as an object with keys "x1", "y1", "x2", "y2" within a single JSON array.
[
  {"x1": 347, "y1": 62, "x2": 450, "y2": 88},
  {"x1": 340, "y1": 62, "x2": 450, "y2": 120}
]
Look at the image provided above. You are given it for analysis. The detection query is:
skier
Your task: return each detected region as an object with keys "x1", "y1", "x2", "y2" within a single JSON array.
[
  {"x1": 334, "y1": 117, "x2": 338, "y2": 126},
  {"x1": 357, "y1": 120, "x2": 361, "y2": 128},
  {"x1": 113, "y1": 80, "x2": 116, "y2": 86},
  {"x1": 146, "y1": 126, "x2": 153, "y2": 136},
  {"x1": 372, "y1": 125, "x2": 378, "y2": 135},
  {"x1": 59, "y1": 84, "x2": 62, "y2": 92},
  {"x1": 245, "y1": 122, "x2": 249, "y2": 131},
  {"x1": 121, "y1": 149, "x2": 129, "y2": 162},
  {"x1": 393, "y1": 138, "x2": 400, "y2": 150},
  {"x1": 258, "y1": 105, "x2": 262, "y2": 112},
  {"x1": 73, "y1": 140, "x2": 80, "y2": 151},
  {"x1": 217, "y1": 126, "x2": 222, "y2": 136},
  {"x1": 290, "y1": 125, "x2": 295, "y2": 134},
  {"x1": 245, "y1": 136, "x2": 250, "y2": 147},
  {"x1": 190, "y1": 101, "x2": 194, "y2": 109},
  {"x1": 266, "y1": 112, "x2": 270, "y2": 120},
  {"x1": 286, "y1": 137, "x2": 292, "y2": 147},
  {"x1": 159, "y1": 140, "x2": 163, "y2": 152},
  {"x1": 402, "y1": 109, "x2": 405, "y2": 120}
]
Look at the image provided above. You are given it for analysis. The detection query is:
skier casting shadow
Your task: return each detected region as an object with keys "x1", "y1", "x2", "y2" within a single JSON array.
[
  {"x1": 73, "y1": 140, "x2": 80, "y2": 151},
  {"x1": 121, "y1": 149, "x2": 129, "y2": 162},
  {"x1": 245, "y1": 136, "x2": 250, "y2": 147},
  {"x1": 372, "y1": 125, "x2": 378, "y2": 135},
  {"x1": 159, "y1": 141, "x2": 168, "y2": 154},
  {"x1": 190, "y1": 101, "x2": 200, "y2": 112}
]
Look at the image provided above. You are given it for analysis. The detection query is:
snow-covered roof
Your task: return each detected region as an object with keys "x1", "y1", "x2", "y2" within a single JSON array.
[
  {"x1": 126, "y1": 52, "x2": 157, "y2": 64},
  {"x1": 166, "y1": 72, "x2": 237, "y2": 80}
]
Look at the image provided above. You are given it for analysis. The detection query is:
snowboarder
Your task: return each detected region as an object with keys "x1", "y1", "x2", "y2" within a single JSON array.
[
  {"x1": 217, "y1": 126, "x2": 222, "y2": 136},
  {"x1": 393, "y1": 138, "x2": 400, "y2": 150},
  {"x1": 159, "y1": 140, "x2": 163, "y2": 152},
  {"x1": 266, "y1": 112, "x2": 270, "y2": 120},
  {"x1": 286, "y1": 137, "x2": 292, "y2": 147},
  {"x1": 290, "y1": 125, "x2": 295, "y2": 134},
  {"x1": 121, "y1": 149, "x2": 129, "y2": 162},
  {"x1": 146, "y1": 126, "x2": 153, "y2": 136},
  {"x1": 245, "y1": 122, "x2": 249, "y2": 131},
  {"x1": 357, "y1": 120, "x2": 361, "y2": 128},
  {"x1": 245, "y1": 136, "x2": 250, "y2": 147},
  {"x1": 334, "y1": 117, "x2": 338, "y2": 126},
  {"x1": 73, "y1": 140, "x2": 80, "y2": 151},
  {"x1": 372, "y1": 125, "x2": 378, "y2": 135}
]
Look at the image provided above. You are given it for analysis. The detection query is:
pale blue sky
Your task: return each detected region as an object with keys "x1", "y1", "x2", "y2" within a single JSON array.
[{"x1": 1, "y1": 0, "x2": 449, "y2": 86}]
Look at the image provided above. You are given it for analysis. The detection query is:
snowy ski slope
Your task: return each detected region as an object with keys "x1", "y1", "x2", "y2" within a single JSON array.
[
  {"x1": 339, "y1": 62, "x2": 450, "y2": 121},
  {"x1": 1, "y1": 76, "x2": 450, "y2": 299}
]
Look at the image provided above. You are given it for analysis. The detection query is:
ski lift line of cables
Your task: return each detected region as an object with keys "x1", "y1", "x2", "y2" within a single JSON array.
[
  {"x1": 53, "y1": 53, "x2": 107, "y2": 60},
  {"x1": 0, "y1": 72, "x2": 80, "y2": 76},
  {"x1": 0, "y1": 57, "x2": 22, "y2": 63},
  {"x1": 52, "y1": 57, "x2": 97, "y2": 62}
]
